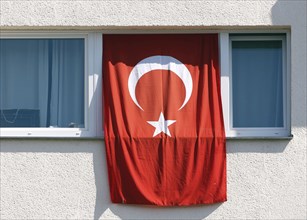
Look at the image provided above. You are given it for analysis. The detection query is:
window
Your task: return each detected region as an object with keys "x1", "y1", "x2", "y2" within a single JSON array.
[
  {"x1": 220, "y1": 33, "x2": 290, "y2": 137},
  {"x1": 0, "y1": 33, "x2": 102, "y2": 137},
  {"x1": 0, "y1": 38, "x2": 84, "y2": 128}
]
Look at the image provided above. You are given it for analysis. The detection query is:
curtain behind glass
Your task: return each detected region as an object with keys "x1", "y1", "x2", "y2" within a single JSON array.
[
  {"x1": 49, "y1": 39, "x2": 84, "y2": 127},
  {"x1": 0, "y1": 39, "x2": 84, "y2": 128},
  {"x1": 232, "y1": 40, "x2": 283, "y2": 128}
]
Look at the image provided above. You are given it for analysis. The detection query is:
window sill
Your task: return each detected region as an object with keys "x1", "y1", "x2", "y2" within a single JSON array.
[
  {"x1": 226, "y1": 134, "x2": 293, "y2": 140},
  {"x1": 0, "y1": 136, "x2": 105, "y2": 141}
]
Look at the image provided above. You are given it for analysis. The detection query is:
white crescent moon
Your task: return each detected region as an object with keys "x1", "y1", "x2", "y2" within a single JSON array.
[{"x1": 128, "y1": 55, "x2": 193, "y2": 111}]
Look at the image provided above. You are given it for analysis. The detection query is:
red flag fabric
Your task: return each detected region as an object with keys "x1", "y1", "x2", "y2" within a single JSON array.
[{"x1": 103, "y1": 34, "x2": 226, "y2": 206}]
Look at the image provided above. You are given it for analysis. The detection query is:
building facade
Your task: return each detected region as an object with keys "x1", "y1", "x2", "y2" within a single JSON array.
[{"x1": 0, "y1": 0, "x2": 306, "y2": 219}]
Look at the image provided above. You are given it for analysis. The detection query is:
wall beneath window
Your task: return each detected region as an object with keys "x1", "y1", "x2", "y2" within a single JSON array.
[{"x1": 1, "y1": 0, "x2": 306, "y2": 220}]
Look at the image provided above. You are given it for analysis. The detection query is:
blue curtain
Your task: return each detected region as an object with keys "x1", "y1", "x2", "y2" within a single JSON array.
[
  {"x1": 232, "y1": 40, "x2": 283, "y2": 128},
  {"x1": 0, "y1": 39, "x2": 84, "y2": 127}
]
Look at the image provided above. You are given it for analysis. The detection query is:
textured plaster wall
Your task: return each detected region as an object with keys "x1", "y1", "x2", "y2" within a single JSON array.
[
  {"x1": 0, "y1": 0, "x2": 305, "y2": 28},
  {"x1": 0, "y1": 0, "x2": 306, "y2": 219}
]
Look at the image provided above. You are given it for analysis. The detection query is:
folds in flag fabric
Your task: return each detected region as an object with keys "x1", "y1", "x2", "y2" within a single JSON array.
[{"x1": 103, "y1": 34, "x2": 226, "y2": 206}]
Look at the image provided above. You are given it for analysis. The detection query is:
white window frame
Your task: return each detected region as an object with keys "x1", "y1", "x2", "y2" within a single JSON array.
[
  {"x1": 0, "y1": 32, "x2": 103, "y2": 138},
  {"x1": 220, "y1": 32, "x2": 291, "y2": 138}
]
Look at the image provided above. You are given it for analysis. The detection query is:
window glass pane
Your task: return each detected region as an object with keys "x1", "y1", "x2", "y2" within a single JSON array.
[
  {"x1": 232, "y1": 40, "x2": 283, "y2": 128},
  {"x1": 0, "y1": 39, "x2": 84, "y2": 128}
]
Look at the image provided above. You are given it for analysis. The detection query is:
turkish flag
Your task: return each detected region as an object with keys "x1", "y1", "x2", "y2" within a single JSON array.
[{"x1": 103, "y1": 34, "x2": 226, "y2": 206}]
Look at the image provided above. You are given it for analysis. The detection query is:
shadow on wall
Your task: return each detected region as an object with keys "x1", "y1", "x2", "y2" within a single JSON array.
[
  {"x1": 226, "y1": 139, "x2": 289, "y2": 154},
  {"x1": 271, "y1": 0, "x2": 307, "y2": 129}
]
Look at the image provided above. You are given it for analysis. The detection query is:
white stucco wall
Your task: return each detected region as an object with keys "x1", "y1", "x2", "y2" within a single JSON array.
[{"x1": 0, "y1": 0, "x2": 306, "y2": 219}]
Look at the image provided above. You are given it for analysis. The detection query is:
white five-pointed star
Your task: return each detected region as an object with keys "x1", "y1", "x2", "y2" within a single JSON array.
[{"x1": 147, "y1": 112, "x2": 176, "y2": 137}]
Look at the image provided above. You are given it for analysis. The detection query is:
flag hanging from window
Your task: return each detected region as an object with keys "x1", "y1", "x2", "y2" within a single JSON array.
[{"x1": 103, "y1": 34, "x2": 226, "y2": 206}]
